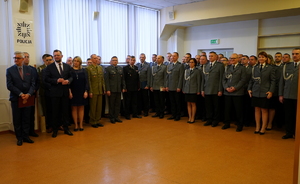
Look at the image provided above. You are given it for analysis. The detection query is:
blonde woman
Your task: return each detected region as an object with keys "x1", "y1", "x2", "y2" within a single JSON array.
[{"x1": 69, "y1": 56, "x2": 89, "y2": 131}]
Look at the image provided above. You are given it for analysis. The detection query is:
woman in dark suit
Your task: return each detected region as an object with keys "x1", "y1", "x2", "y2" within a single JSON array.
[
  {"x1": 182, "y1": 58, "x2": 201, "y2": 123},
  {"x1": 248, "y1": 51, "x2": 275, "y2": 134},
  {"x1": 69, "y1": 56, "x2": 89, "y2": 131}
]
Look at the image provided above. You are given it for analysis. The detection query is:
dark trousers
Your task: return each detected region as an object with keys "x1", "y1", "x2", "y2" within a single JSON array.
[
  {"x1": 45, "y1": 95, "x2": 52, "y2": 129},
  {"x1": 149, "y1": 90, "x2": 155, "y2": 111},
  {"x1": 196, "y1": 95, "x2": 206, "y2": 119},
  {"x1": 153, "y1": 90, "x2": 165, "y2": 116},
  {"x1": 108, "y1": 92, "x2": 121, "y2": 119},
  {"x1": 243, "y1": 94, "x2": 254, "y2": 126},
  {"x1": 11, "y1": 101, "x2": 30, "y2": 140},
  {"x1": 138, "y1": 88, "x2": 149, "y2": 113},
  {"x1": 29, "y1": 105, "x2": 35, "y2": 133},
  {"x1": 283, "y1": 99, "x2": 297, "y2": 136},
  {"x1": 274, "y1": 96, "x2": 284, "y2": 128},
  {"x1": 124, "y1": 91, "x2": 138, "y2": 116},
  {"x1": 205, "y1": 94, "x2": 221, "y2": 123},
  {"x1": 224, "y1": 95, "x2": 243, "y2": 126},
  {"x1": 165, "y1": 92, "x2": 171, "y2": 113},
  {"x1": 169, "y1": 91, "x2": 181, "y2": 118},
  {"x1": 51, "y1": 96, "x2": 69, "y2": 130},
  {"x1": 29, "y1": 94, "x2": 36, "y2": 133}
]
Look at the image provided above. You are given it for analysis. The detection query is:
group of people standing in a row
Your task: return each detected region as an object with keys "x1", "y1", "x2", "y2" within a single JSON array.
[{"x1": 6, "y1": 48, "x2": 299, "y2": 146}]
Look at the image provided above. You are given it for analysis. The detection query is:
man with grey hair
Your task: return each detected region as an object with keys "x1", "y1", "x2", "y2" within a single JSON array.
[{"x1": 6, "y1": 51, "x2": 36, "y2": 145}]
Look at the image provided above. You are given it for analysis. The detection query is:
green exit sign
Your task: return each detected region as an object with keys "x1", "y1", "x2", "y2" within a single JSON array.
[{"x1": 210, "y1": 39, "x2": 219, "y2": 45}]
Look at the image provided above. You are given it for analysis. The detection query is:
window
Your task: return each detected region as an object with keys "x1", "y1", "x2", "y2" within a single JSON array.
[{"x1": 44, "y1": 0, "x2": 158, "y2": 65}]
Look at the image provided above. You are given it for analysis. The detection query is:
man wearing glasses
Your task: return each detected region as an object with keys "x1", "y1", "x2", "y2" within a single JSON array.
[{"x1": 6, "y1": 51, "x2": 36, "y2": 146}]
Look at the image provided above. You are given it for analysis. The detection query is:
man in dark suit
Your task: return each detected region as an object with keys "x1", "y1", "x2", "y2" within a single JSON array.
[
  {"x1": 105, "y1": 56, "x2": 126, "y2": 124},
  {"x1": 123, "y1": 56, "x2": 141, "y2": 119},
  {"x1": 43, "y1": 49, "x2": 73, "y2": 138},
  {"x1": 136, "y1": 53, "x2": 150, "y2": 116},
  {"x1": 279, "y1": 48, "x2": 300, "y2": 139},
  {"x1": 201, "y1": 51, "x2": 225, "y2": 127},
  {"x1": 166, "y1": 52, "x2": 184, "y2": 121},
  {"x1": 6, "y1": 51, "x2": 35, "y2": 146},
  {"x1": 23, "y1": 52, "x2": 40, "y2": 137},
  {"x1": 150, "y1": 55, "x2": 167, "y2": 119},
  {"x1": 222, "y1": 53, "x2": 247, "y2": 132}
]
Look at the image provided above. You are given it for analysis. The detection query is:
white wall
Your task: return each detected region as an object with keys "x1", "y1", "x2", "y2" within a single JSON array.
[
  {"x1": 183, "y1": 20, "x2": 259, "y2": 57},
  {"x1": 165, "y1": 16, "x2": 300, "y2": 58}
]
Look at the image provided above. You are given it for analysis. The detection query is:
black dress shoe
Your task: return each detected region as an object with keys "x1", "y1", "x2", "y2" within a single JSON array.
[
  {"x1": 266, "y1": 128, "x2": 272, "y2": 131},
  {"x1": 64, "y1": 129, "x2": 73, "y2": 136},
  {"x1": 125, "y1": 116, "x2": 131, "y2": 120},
  {"x1": 132, "y1": 115, "x2": 142, "y2": 118},
  {"x1": 92, "y1": 124, "x2": 98, "y2": 128},
  {"x1": 115, "y1": 118, "x2": 123, "y2": 123},
  {"x1": 29, "y1": 132, "x2": 39, "y2": 137},
  {"x1": 144, "y1": 112, "x2": 148, "y2": 117},
  {"x1": 211, "y1": 122, "x2": 218, "y2": 127},
  {"x1": 204, "y1": 121, "x2": 212, "y2": 126},
  {"x1": 96, "y1": 123, "x2": 104, "y2": 127},
  {"x1": 52, "y1": 130, "x2": 58, "y2": 138},
  {"x1": 174, "y1": 117, "x2": 180, "y2": 121},
  {"x1": 110, "y1": 119, "x2": 116, "y2": 124},
  {"x1": 254, "y1": 131, "x2": 260, "y2": 134},
  {"x1": 17, "y1": 140, "x2": 23, "y2": 146},
  {"x1": 167, "y1": 116, "x2": 175, "y2": 120},
  {"x1": 23, "y1": 137, "x2": 34, "y2": 143},
  {"x1": 259, "y1": 132, "x2": 265, "y2": 135},
  {"x1": 282, "y1": 134, "x2": 293, "y2": 139},
  {"x1": 236, "y1": 126, "x2": 243, "y2": 132},
  {"x1": 79, "y1": 128, "x2": 84, "y2": 131},
  {"x1": 159, "y1": 115, "x2": 164, "y2": 119},
  {"x1": 74, "y1": 128, "x2": 78, "y2": 131},
  {"x1": 222, "y1": 124, "x2": 230, "y2": 130},
  {"x1": 152, "y1": 114, "x2": 159, "y2": 117}
]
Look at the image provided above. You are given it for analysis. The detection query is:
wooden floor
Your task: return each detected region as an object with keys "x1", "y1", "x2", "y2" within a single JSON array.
[{"x1": 0, "y1": 114, "x2": 294, "y2": 184}]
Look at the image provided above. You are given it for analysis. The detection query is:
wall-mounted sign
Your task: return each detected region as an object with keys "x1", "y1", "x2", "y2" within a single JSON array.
[
  {"x1": 14, "y1": 19, "x2": 34, "y2": 46},
  {"x1": 210, "y1": 39, "x2": 219, "y2": 45}
]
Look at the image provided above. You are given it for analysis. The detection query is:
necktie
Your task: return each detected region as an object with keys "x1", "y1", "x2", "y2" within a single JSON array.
[
  {"x1": 190, "y1": 69, "x2": 193, "y2": 74},
  {"x1": 19, "y1": 67, "x2": 23, "y2": 80},
  {"x1": 157, "y1": 65, "x2": 160, "y2": 69},
  {"x1": 210, "y1": 63, "x2": 212, "y2": 69},
  {"x1": 58, "y1": 63, "x2": 63, "y2": 75},
  {"x1": 260, "y1": 64, "x2": 263, "y2": 71},
  {"x1": 295, "y1": 62, "x2": 298, "y2": 68},
  {"x1": 233, "y1": 65, "x2": 235, "y2": 70}
]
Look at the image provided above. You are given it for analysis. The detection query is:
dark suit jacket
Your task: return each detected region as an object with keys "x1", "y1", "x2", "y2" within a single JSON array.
[
  {"x1": 6, "y1": 65, "x2": 35, "y2": 102},
  {"x1": 248, "y1": 64, "x2": 275, "y2": 98},
  {"x1": 223, "y1": 64, "x2": 247, "y2": 96},
  {"x1": 123, "y1": 65, "x2": 140, "y2": 91},
  {"x1": 43, "y1": 62, "x2": 73, "y2": 97}
]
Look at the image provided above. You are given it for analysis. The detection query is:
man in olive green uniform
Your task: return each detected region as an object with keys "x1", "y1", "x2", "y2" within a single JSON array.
[
  {"x1": 87, "y1": 54, "x2": 106, "y2": 128},
  {"x1": 105, "y1": 56, "x2": 126, "y2": 124}
]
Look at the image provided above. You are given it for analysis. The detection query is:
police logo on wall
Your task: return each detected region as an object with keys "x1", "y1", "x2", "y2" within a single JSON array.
[{"x1": 14, "y1": 19, "x2": 34, "y2": 45}]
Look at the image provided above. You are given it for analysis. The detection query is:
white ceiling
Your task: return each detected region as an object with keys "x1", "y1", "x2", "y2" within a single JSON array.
[{"x1": 109, "y1": 0, "x2": 206, "y2": 10}]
